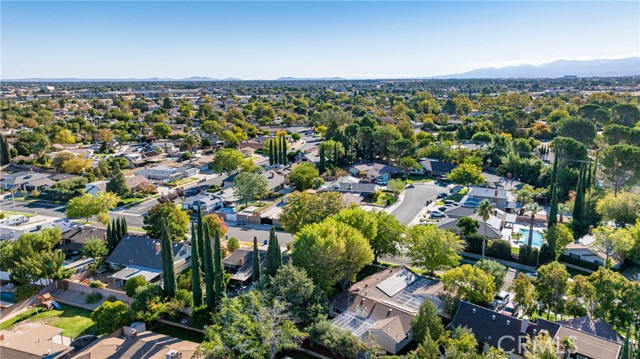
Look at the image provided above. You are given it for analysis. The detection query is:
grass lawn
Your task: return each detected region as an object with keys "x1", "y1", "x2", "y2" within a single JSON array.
[
  {"x1": 0, "y1": 210, "x2": 35, "y2": 218},
  {"x1": 374, "y1": 193, "x2": 397, "y2": 206},
  {"x1": 151, "y1": 323, "x2": 204, "y2": 343},
  {"x1": 0, "y1": 304, "x2": 95, "y2": 338},
  {"x1": 406, "y1": 175, "x2": 435, "y2": 184},
  {"x1": 168, "y1": 177, "x2": 197, "y2": 187}
]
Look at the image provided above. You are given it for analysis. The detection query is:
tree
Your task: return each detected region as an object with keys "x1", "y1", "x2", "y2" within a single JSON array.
[
  {"x1": 548, "y1": 154, "x2": 559, "y2": 228},
  {"x1": 143, "y1": 202, "x2": 189, "y2": 241},
  {"x1": 541, "y1": 224, "x2": 574, "y2": 262},
  {"x1": 332, "y1": 206, "x2": 378, "y2": 243},
  {"x1": 91, "y1": 300, "x2": 130, "y2": 334},
  {"x1": 599, "y1": 145, "x2": 640, "y2": 195},
  {"x1": 53, "y1": 129, "x2": 76, "y2": 144},
  {"x1": 441, "y1": 264, "x2": 495, "y2": 305},
  {"x1": 203, "y1": 214, "x2": 228, "y2": 238},
  {"x1": 266, "y1": 263, "x2": 325, "y2": 327},
  {"x1": 106, "y1": 168, "x2": 130, "y2": 198},
  {"x1": 411, "y1": 300, "x2": 444, "y2": 344},
  {"x1": 226, "y1": 237, "x2": 239, "y2": 253},
  {"x1": 370, "y1": 211, "x2": 406, "y2": 263},
  {"x1": 266, "y1": 227, "x2": 282, "y2": 277},
  {"x1": 198, "y1": 291, "x2": 306, "y2": 359},
  {"x1": 407, "y1": 225, "x2": 463, "y2": 276},
  {"x1": 447, "y1": 163, "x2": 485, "y2": 189},
  {"x1": 211, "y1": 148, "x2": 244, "y2": 174},
  {"x1": 589, "y1": 266, "x2": 626, "y2": 321},
  {"x1": 152, "y1": 123, "x2": 172, "y2": 138},
  {"x1": 289, "y1": 162, "x2": 320, "y2": 191},
  {"x1": 252, "y1": 236, "x2": 260, "y2": 283},
  {"x1": 536, "y1": 261, "x2": 569, "y2": 317},
  {"x1": 120, "y1": 217, "x2": 128, "y2": 239},
  {"x1": 126, "y1": 274, "x2": 147, "y2": 297},
  {"x1": 0, "y1": 135, "x2": 11, "y2": 165},
  {"x1": 593, "y1": 226, "x2": 633, "y2": 265},
  {"x1": 552, "y1": 136, "x2": 588, "y2": 167},
  {"x1": 387, "y1": 179, "x2": 405, "y2": 200},
  {"x1": 597, "y1": 192, "x2": 640, "y2": 228},
  {"x1": 474, "y1": 259, "x2": 507, "y2": 292},
  {"x1": 81, "y1": 237, "x2": 108, "y2": 261},
  {"x1": 611, "y1": 103, "x2": 640, "y2": 127},
  {"x1": 509, "y1": 273, "x2": 537, "y2": 316},
  {"x1": 203, "y1": 224, "x2": 216, "y2": 308},
  {"x1": 160, "y1": 219, "x2": 176, "y2": 297},
  {"x1": 524, "y1": 332, "x2": 558, "y2": 359},
  {"x1": 190, "y1": 222, "x2": 203, "y2": 307},
  {"x1": 279, "y1": 191, "x2": 345, "y2": 234},
  {"x1": 457, "y1": 216, "x2": 479, "y2": 237},
  {"x1": 233, "y1": 172, "x2": 268, "y2": 205},
  {"x1": 131, "y1": 284, "x2": 167, "y2": 322},
  {"x1": 555, "y1": 117, "x2": 597, "y2": 145},
  {"x1": 524, "y1": 202, "x2": 542, "y2": 248},
  {"x1": 66, "y1": 193, "x2": 120, "y2": 223},
  {"x1": 60, "y1": 157, "x2": 91, "y2": 175},
  {"x1": 477, "y1": 199, "x2": 493, "y2": 257},
  {"x1": 213, "y1": 229, "x2": 225, "y2": 304},
  {"x1": 399, "y1": 157, "x2": 421, "y2": 177},
  {"x1": 181, "y1": 133, "x2": 201, "y2": 152},
  {"x1": 291, "y1": 218, "x2": 373, "y2": 292}
]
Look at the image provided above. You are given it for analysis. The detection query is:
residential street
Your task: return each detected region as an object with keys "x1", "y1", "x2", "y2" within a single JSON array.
[{"x1": 391, "y1": 183, "x2": 442, "y2": 224}]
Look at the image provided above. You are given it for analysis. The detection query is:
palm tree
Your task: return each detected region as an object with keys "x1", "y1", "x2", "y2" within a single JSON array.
[
  {"x1": 558, "y1": 202, "x2": 570, "y2": 223},
  {"x1": 524, "y1": 202, "x2": 543, "y2": 247},
  {"x1": 477, "y1": 199, "x2": 493, "y2": 258}
]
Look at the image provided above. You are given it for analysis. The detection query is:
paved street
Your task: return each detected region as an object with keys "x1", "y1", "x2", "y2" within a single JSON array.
[{"x1": 391, "y1": 183, "x2": 442, "y2": 224}]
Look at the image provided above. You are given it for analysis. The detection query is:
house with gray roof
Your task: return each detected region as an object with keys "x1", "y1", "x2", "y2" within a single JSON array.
[
  {"x1": 107, "y1": 235, "x2": 191, "y2": 285},
  {"x1": 181, "y1": 194, "x2": 223, "y2": 212},
  {"x1": 0, "y1": 172, "x2": 52, "y2": 191},
  {"x1": 419, "y1": 159, "x2": 457, "y2": 177},
  {"x1": 467, "y1": 186, "x2": 516, "y2": 210}
]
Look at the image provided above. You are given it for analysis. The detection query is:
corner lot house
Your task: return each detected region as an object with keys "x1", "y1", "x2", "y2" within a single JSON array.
[
  {"x1": 348, "y1": 163, "x2": 401, "y2": 183},
  {"x1": 467, "y1": 186, "x2": 516, "y2": 211},
  {"x1": 419, "y1": 159, "x2": 457, "y2": 177},
  {"x1": 106, "y1": 235, "x2": 191, "y2": 286},
  {"x1": 328, "y1": 266, "x2": 446, "y2": 354}
]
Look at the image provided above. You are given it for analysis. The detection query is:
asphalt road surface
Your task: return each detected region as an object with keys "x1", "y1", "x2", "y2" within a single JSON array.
[{"x1": 391, "y1": 183, "x2": 442, "y2": 224}]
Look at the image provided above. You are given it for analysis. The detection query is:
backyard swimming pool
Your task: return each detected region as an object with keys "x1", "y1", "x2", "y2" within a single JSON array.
[{"x1": 518, "y1": 228, "x2": 544, "y2": 247}]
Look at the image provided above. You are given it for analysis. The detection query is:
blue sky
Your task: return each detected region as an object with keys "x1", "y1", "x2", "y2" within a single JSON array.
[{"x1": 2, "y1": 1, "x2": 638, "y2": 79}]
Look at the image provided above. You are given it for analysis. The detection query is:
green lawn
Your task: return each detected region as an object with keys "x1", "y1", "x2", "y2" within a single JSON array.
[
  {"x1": 0, "y1": 304, "x2": 95, "y2": 338},
  {"x1": 167, "y1": 177, "x2": 197, "y2": 187},
  {"x1": 0, "y1": 210, "x2": 35, "y2": 218},
  {"x1": 406, "y1": 175, "x2": 435, "y2": 184},
  {"x1": 374, "y1": 193, "x2": 397, "y2": 206}
]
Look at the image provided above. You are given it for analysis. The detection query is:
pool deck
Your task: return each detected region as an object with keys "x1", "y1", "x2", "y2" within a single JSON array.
[{"x1": 502, "y1": 223, "x2": 546, "y2": 248}]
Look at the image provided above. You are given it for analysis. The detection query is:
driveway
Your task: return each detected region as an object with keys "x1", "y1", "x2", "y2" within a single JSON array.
[{"x1": 391, "y1": 183, "x2": 441, "y2": 224}]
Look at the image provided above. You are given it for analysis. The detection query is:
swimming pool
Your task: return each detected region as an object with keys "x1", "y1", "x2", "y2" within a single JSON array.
[
  {"x1": 519, "y1": 228, "x2": 544, "y2": 247},
  {"x1": 0, "y1": 291, "x2": 14, "y2": 303}
]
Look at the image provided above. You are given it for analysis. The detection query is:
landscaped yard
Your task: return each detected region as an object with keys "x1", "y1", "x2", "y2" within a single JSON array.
[
  {"x1": 167, "y1": 177, "x2": 197, "y2": 187},
  {"x1": 0, "y1": 303, "x2": 95, "y2": 338},
  {"x1": 374, "y1": 192, "x2": 397, "y2": 206},
  {"x1": 0, "y1": 210, "x2": 35, "y2": 218}
]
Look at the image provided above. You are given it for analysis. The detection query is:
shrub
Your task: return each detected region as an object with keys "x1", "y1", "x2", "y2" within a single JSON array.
[
  {"x1": 226, "y1": 237, "x2": 239, "y2": 253},
  {"x1": 190, "y1": 305, "x2": 212, "y2": 328},
  {"x1": 465, "y1": 234, "x2": 484, "y2": 254},
  {"x1": 105, "y1": 295, "x2": 117, "y2": 302},
  {"x1": 85, "y1": 292, "x2": 103, "y2": 304},
  {"x1": 91, "y1": 300, "x2": 130, "y2": 334},
  {"x1": 89, "y1": 280, "x2": 106, "y2": 288},
  {"x1": 487, "y1": 239, "x2": 512, "y2": 260},
  {"x1": 14, "y1": 285, "x2": 39, "y2": 302},
  {"x1": 518, "y1": 245, "x2": 539, "y2": 267},
  {"x1": 125, "y1": 275, "x2": 147, "y2": 297},
  {"x1": 175, "y1": 289, "x2": 194, "y2": 308}
]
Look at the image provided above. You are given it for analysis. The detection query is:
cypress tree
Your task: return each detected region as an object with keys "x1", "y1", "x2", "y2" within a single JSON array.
[
  {"x1": 620, "y1": 327, "x2": 631, "y2": 359},
  {"x1": 319, "y1": 144, "x2": 326, "y2": 173},
  {"x1": 161, "y1": 219, "x2": 176, "y2": 297},
  {"x1": 586, "y1": 161, "x2": 592, "y2": 193},
  {"x1": 281, "y1": 136, "x2": 287, "y2": 165},
  {"x1": 266, "y1": 227, "x2": 282, "y2": 277},
  {"x1": 0, "y1": 135, "x2": 9, "y2": 165},
  {"x1": 203, "y1": 224, "x2": 215, "y2": 307},
  {"x1": 252, "y1": 236, "x2": 260, "y2": 283},
  {"x1": 333, "y1": 143, "x2": 338, "y2": 166},
  {"x1": 197, "y1": 204, "x2": 205, "y2": 272},
  {"x1": 273, "y1": 138, "x2": 280, "y2": 165},
  {"x1": 572, "y1": 164, "x2": 586, "y2": 234},
  {"x1": 120, "y1": 217, "x2": 128, "y2": 239},
  {"x1": 106, "y1": 222, "x2": 114, "y2": 252},
  {"x1": 213, "y1": 229, "x2": 224, "y2": 303},
  {"x1": 190, "y1": 222, "x2": 203, "y2": 307},
  {"x1": 113, "y1": 218, "x2": 121, "y2": 243},
  {"x1": 269, "y1": 139, "x2": 274, "y2": 166},
  {"x1": 547, "y1": 154, "x2": 559, "y2": 228}
]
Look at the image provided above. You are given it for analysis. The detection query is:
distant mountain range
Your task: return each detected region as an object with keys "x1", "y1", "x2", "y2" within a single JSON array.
[
  {"x1": 3, "y1": 57, "x2": 639, "y2": 82},
  {"x1": 437, "y1": 57, "x2": 640, "y2": 79}
]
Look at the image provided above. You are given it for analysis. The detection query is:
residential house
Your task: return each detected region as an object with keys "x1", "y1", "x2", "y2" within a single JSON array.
[
  {"x1": 438, "y1": 213, "x2": 503, "y2": 239},
  {"x1": 0, "y1": 323, "x2": 73, "y2": 359},
  {"x1": 139, "y1": 165, "x2": 199, "y2": 184},
  {"x1": 224, "y1": 170, "x2": 287, "y2": 193},
  {"x1": 0, "y1": 216, "x2": 74, "y2": 242},
  {"x1": 419, "y1": 159, "x2": 457, "y2": 177},
  {"x1": 563, "y1": 233, "x2": 621, "y2": 269},
  {"x1": 181, "y1": 194, "x2": 223, "y2": 212},
  {"x1": 0, "y1": 172, "x2": 52, "y2": 191},
  {"x1": 348, "y1": 163, "x2": 402, "y2": 183},
  {"x1": 223, "y1": 247, "x2": 267, "y2": 288},
  {"x1": 123, "y1": 150, "x2": 165, "y2": 168},
  {"x1": 466, "y1": 186, "x2": 516, "y2": 211},
  {"x1": 72, "y1": 331, "x2": 198, "y2": 359},
  {"x1": 448, "y1": 301, "x2": 622, "y2": 359},
  {"x1": 60, "y1": 225, "x2": 107, "y2": 252},
  {"x1": 328, "y1": 266, "x2": 446, "y2": 354},
  {"x1": 85, "y1": 180, "x2": 108, "y2": 196},
  {"x1": 557, "y1": 316, "x2": 624, "y2": 344},
  {"x1": 106, "y1": 235, "x2": 191, "y2": 286}
]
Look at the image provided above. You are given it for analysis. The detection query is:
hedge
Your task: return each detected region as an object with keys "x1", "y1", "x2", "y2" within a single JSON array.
[
  {"x1": 558, "y1": 254, "x2": 602, "y2": 272},
  {"x1": 519, "y1": 245, "x2": 539, "y2": 267},
  {"x1": 487, "y1": 239, "x2": 512, "y2": 260}
]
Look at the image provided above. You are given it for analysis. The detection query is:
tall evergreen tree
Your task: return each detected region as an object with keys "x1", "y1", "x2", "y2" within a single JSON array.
[
  {"x1": 190, "y1": 221, "x2": 203, "y2": 307},
  {"x1": 268, "y1": 139, "x2": 274, "y2": 166},
  {"x1": 620, "y1": 327, "x2": 631, "y2": 359},
  {"x1": 572, "y1": 164, "x2": 586, "y2": 235},
  {"x1": 0, "y1": 135, "x2": 10, "y2": 165},
  {"x1": 333, "y1": 143, "x2": 338, "y2": 166},
  {"x1": 252, "y1": 236, "x2": 260, "y2": 283},
  {"x1": 197, "y1": 204, "x2": 205, "y2": 271},
  {"x1": 161, "y1": 219, "x2": 176, "y2": 297},
  {"x1": 106, "y1": 222, "x2": 114, "y2": 252},
  {"x1": 113, "y1": 218, "x2": 121, "y2": 243},
  {"x1": 586, "y1": 161, "x2": 592, "y2": 190},
  {"x1": 107, "y1": 168, "x2": 130, "y2": 198},
  {"x1": 281, "y1": 136, "x2": 287, "y2": 165},
  {"x1": 274, "y1": 138, "x2": 280, "y2": 165},
  {"x1": 265, "y1": 227, "x2": 282, "y2": 277},
  {"x1": 120, "y1": 217, "x2": 128, "y2": 239},
  {"x1": 548, "y1": 154, "x2": 559, "y2": 228},
  {"x1": 319, "y1": 144, "x2": 326, "y2": 173},
  {"x1": 213, "y1": 229, "x2": 225, "y2": 303},
  {"x1": 203, "y1": 224, "x2": 216, "y2": 307}
]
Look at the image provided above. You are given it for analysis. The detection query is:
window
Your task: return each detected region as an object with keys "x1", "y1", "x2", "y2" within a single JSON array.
[{"x1": 333, "y1": 308, "x2": 343, "y2": 315}]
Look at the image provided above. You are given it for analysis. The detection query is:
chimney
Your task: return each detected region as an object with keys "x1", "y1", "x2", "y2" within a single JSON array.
[
  {"x1": 588, "y1": 225, "x2": 594, "y2": 236},
  {"x1": 520, "y1": 318, "x2": 529, "y2": 333},
  {"x1": 155, "y1": 242, "x2": 161, "y2": 255},
  {"x1": 239, "y1": 258, "x2": 244, "y2": 267}
]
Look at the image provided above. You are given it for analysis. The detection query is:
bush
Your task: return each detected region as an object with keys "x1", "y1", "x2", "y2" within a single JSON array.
[
  {"x1": 125, "y1": 275, "x2": 147, "y2": 297},
  {"x1": 105, "y1": 295, "x2": 117, "y2": 302},
  {"x1": 85, "y1": 292, "x2": 103, "y2": 304},
  {"x1": 91, "y1": 300, "x2": 131, "y2": 334},
  {"x1": 558, "y1": 254, "x2": 602, "y2": 271},
  {"x1": 226, "y1": 237, "x2": 240, "y2": 253},
  {"x1": 14, "y1": 285, "x2": 39, "y2": 302},
  {"x1": 175, "y1": 289, "x2": 194, "y2": 308},
  {"x1": 487, "y1": 239, "x2": 512, "y2": 260},
  {"x1": 465, "y1": 234, "x2": 484, "y2": 254},
  {"x1": 190, "y1": 305, "x2": 212, "y2": 328},
  {"x1": 518, "y1": 245, "x2": 539, "y2": 267},
  {"x1": 89, "y1": 280, "x2": 106, "y2": 288}
]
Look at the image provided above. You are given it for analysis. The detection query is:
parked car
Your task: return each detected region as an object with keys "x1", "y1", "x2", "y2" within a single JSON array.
[
  {"x1": 444, "y1": 200, "x2": 458, "y2": 205},
  {"x1": 437, "y1": 192, "x2": 448, "y2": 198},
  {"x1": 501, "y1": 303, "x2": 516, "y2": 317},
  {"x1": 406, "y1": 183, "x2": 415, "y2": 189},
  {"x1": 438, "y1": 206, "x2": 448, "y2": 212},
  {"x1": 489, "y1": 291, "x2": 511, "y2": 311},
  {"x1": 375, "y1": 179, "x2": 388, "y2": 185},
  {"x1": 430, "y1": 211, "x2": 446, "y2": 218}
]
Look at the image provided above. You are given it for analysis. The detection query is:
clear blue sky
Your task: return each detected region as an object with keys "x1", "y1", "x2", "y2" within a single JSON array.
[{"x1": 2, "y1": 1, "x2": 638, "y2": 79}]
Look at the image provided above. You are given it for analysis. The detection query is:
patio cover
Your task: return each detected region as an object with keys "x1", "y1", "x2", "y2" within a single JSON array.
[{"x1": 110, "y1": 266, "x2": 161, "y2": 282}]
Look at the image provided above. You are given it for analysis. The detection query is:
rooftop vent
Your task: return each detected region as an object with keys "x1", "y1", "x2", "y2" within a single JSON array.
[
  {"x1": 492, "y1": 315, "x2": 496, "y2": 321},
  {"x1": 472, "y1": 308, "x2": 476, "y2": 314}
]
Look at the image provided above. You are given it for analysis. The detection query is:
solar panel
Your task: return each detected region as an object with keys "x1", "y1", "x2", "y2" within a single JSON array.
[{"x1": 376, "y1": 269, "x2": 417, "y2": 297}]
